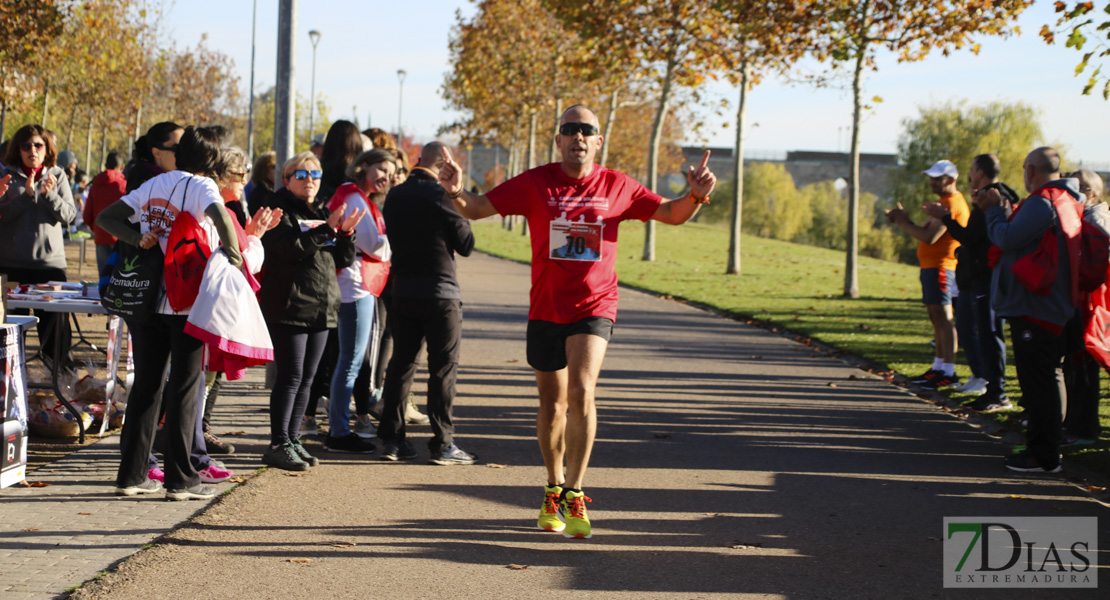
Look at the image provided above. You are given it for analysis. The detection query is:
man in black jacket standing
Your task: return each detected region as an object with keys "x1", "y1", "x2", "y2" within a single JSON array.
[
  {"x1": 378, "y1": 141, "x2": 477, "y2": 465},
  {"x1": 924, "y1": 154, "x2": 1017, "y2": 412}
]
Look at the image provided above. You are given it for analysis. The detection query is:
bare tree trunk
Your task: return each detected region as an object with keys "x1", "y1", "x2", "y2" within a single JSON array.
[
  {"x1": 524, "y1": 111, "x2": 538, "y2": 236},
  {"x1": 41, "y1": 82, "x2": 50, "y2": 127},
  {"x1": 600, "y1": 87, "x2": 619, "y2": 167},
  {"x1": 727, "y1": 60, "x2": 751, "y2": 276},
  {"x1": 643, "y1": 52, "x2": 677, "y2": 262},
  {"x1": 98, "y1": 126, "x2": 108, "y2": 173},
  {"x1": 0, "y1": 99, "x2": 7, "y2": 142},
  {"x1": 85, "y1": 113, "x2": 94, "y2": 173},
  {"x1": 843, "y1": 31, "x2": 867, "y2": 299},
  {"x1": 133, "y1": 100, "x2": 143, "y2": 150},
  {"x1": 549, "y1": 97, "x2": 562, "y2": 164},
  {"x1": 65, "y1": 105, "x2": 77, "y2": 150}
]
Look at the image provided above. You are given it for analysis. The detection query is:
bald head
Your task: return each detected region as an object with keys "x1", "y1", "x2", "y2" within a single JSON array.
[
  {"x1": 1023, "y1": 146, "x2": 1062, "y2": 193},
  {"x1": 419, "y1": 141, "x2": 447, "y2": 173},
  {"x1": 560, "y1": 104, "x2": 600, "y2": 128}
]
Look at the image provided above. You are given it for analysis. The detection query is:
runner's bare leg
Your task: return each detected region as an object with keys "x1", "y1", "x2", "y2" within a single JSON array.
[
  {"x1": 535, "y1": 368, "x2": 568, "y2": 486},
  {"x1": 559, "y1": 333, "x2": 609, "y2": 489}
]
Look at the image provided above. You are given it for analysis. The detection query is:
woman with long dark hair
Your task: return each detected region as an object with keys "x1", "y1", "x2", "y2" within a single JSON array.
[
  {"x1": 97, "y1": 126, "x2": 243, "y2": 500},
  {"x1": 0, "y1": 124, "x2": 77, "y2": 369},
  {"x1": 126, "y1": 121, "x2": 184, "y2": 193}
]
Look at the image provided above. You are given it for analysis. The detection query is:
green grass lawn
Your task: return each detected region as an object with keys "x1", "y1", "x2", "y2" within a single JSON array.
[{"x1": 473, "y1": 219, "x2": 1110, "y2": 477}]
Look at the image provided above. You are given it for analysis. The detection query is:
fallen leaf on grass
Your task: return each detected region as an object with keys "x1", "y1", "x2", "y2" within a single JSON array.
[
  {"x1": 285, "y1": 473, "x2": 309, "y2": 477},
  {"x1": 507, "y1": 564, "x2": 530, "y2": 570},
  {"x1": 507, "y1": 359, "x2": 519, "y2": 363},
  {"x1": 729, "y1": 542, "x2": 763, "y2": 549},
  {"x1": 15, "y1": 480, "x2": 50, "y2": 487},
  {"x1": 221, "y1": 431, "x2": 246, "y2": 436},
  {"x1": 857, "y1": 324, "x2": 871, "y2": 331},
  {"x1": 23, "y1": 527, "x2": 39, "y2": 531},
  {"x1": 78, "y1": 512, "x2": 93, "y2": 515},
  {"x1": 654, "y1": 433, "x2": 672, "y2": 439},
  {"x1": 288, "y1": 558, "x2": 312, "y2": 564},
  {"x1": 486, "y1": 463, "x2": 508, "y2": 469},
  {"x1": 228, "y1": 477, "x2": 246, "y2": 483}
]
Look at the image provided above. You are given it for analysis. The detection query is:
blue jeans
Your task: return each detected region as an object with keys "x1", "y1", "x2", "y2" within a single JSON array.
[{"x1": 328, "y1": 295, "x2": 376, "y2": 437}]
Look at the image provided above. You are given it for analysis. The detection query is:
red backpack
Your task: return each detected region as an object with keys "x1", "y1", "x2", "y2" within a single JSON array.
[{"x1": 164, "y1": 211, "x2": 211, "y2": 312}]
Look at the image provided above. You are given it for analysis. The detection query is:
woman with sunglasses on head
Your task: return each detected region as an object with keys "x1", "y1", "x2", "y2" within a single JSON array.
[
  {"x1": 126, "y1": 122, "x2": 185, "y2": 193},
  {"x1": 259, "y1": 152, "x2": 364, "y2": 470},
  {"x1": 96, "y1": 126, "x2": 243, "y2": 500},
  {"x1": 0, "y1": 124, "x2": 77, "y2": 370}
]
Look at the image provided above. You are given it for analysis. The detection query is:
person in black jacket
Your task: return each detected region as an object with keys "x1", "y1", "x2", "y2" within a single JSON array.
[
  {"x1": 259, "y1": 152, "x2": 364, "y2": 471},
  {"x1": 924, "y1": 153, "x2": 1017, "y2": 412},
  {"x1": 377, "y1": 141, "x2": 477, "y2": 465}
]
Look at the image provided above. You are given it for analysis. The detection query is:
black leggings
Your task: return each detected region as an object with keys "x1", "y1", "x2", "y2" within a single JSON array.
[
  {"x1": 117, "y1": 314, "x2": 204, "y2": 490},
  {"x1": 267, "y1": 323, "x2": 329, "y2": 446}
]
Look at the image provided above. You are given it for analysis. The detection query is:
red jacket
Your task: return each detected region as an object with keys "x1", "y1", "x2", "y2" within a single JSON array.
[{"x1": 84, "y1": 169, "x2": 126, "y2": 245}]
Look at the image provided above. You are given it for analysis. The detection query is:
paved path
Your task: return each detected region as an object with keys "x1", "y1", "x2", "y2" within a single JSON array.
[{"x1": 2, "y1": 251, "x2": 1107, "y2": 599}]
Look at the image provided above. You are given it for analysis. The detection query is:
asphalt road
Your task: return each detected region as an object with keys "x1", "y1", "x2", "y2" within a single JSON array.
[{"x1": 64, "y1": 250, "x2": 1108, "y2": 599}]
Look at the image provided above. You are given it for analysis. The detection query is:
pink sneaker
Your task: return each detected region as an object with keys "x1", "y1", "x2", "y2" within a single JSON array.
[
  {"x1": 198, "y1": 464, "x2": 234, "y2": 483},
  {"x1": 148, "y1": 467, "x2": 165, "y2": 483}
]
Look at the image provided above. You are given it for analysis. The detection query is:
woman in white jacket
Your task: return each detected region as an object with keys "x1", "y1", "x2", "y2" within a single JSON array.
[{"x1": 323, "y1": 148, "x2": 395, "y2": 453}]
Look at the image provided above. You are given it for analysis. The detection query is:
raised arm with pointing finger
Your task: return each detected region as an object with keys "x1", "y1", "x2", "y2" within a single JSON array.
[{"x1": 446, "y1": 103, "x2": 716, "y2": 540}]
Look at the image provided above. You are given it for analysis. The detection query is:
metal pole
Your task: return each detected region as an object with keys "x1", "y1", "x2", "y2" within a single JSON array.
[
  {"x1": 396, "y1": 69, "x2": 406, "y2": 142},
  {"x1": 247, "y1": 0, "x2": 258, "y2": 158},
  {"x1": 308, "y1": 30, "x2": 321, "y2": 146},
  {"x1": 274, "y1": 0, "x2": 297, "y2": 191}
]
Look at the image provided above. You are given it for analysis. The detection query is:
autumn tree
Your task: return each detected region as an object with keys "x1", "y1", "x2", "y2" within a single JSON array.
[
  {"x1": 0, "y1": 0, "x2": 66, "y2": 138},
  {"x1": 809, "y1": 0, "x2": 1031, "y2": 298},
  {"x1": 1042, "y1": 1, "x2": 1110, "y2": 98},
  {"x1": 548, "y1": 0, "x2": 727, "y2": 261},
  {"x1": 709, "y1": 0, "x2": 817, "y2": 275}
]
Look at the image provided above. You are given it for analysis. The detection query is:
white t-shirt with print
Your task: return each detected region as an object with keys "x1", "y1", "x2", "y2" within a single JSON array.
[{"x1": 120, "y1": 170, "x2": 221, "y2": 315}]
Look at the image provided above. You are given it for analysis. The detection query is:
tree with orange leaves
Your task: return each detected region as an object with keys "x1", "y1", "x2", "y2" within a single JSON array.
[{"x1": 808, "y1": 0, "x2": 1031, "y2": 298}]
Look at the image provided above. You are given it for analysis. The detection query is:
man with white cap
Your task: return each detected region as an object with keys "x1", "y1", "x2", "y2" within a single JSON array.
[{"x1": 885, "y1": 159, "x2": 970, "y2": 389}]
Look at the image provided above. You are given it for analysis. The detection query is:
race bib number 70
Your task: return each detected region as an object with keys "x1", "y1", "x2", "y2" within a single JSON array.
[{"x1": 550, "y1": 220, "x2": 602, "y2": 262}]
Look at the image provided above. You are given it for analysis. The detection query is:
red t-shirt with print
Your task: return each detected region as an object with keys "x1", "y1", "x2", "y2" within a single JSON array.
[{"x1": 487, "y1": 162, "x2": 663, "y2": 323}]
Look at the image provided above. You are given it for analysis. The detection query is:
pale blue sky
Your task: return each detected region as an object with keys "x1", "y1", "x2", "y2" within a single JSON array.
[{"x1": 164, "y1": 1, "x2": 1110, "y2": 165}]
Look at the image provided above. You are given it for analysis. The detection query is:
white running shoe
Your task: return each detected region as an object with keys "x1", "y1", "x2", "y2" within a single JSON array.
[{"x1": 955, "y1": 376, "x2": 988, "y2": 395}]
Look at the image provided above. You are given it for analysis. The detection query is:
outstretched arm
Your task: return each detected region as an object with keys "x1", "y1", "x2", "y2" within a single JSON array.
[
  {"x1": 438, "y1": 145, "x2": 499, "y2": 220},
  {"x1": 652, "y1": 149, "x2": 717, "y2": 225}
]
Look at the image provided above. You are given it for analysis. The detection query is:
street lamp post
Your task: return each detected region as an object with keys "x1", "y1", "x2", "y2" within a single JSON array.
[
  {"x1": 247, "y1": 0, "x2": 258, "y2": 159},
  {"x1": 308, "y1": 29, "x2": 322, "y2": 145},
  {"x1": 396, "y1": 69, "x2": 407, "y2": 143}
]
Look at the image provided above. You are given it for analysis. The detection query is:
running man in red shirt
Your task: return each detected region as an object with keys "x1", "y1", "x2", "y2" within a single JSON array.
[{"x1": 439, "y1": 104, "x2": 717, "y2": 538}]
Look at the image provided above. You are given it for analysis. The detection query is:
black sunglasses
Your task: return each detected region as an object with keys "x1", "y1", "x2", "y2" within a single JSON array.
[
  {"x1": 292, "y1": 169, "x2": 322, "y2": 180},
  {"x1": 20, "y1": 142, "x2": 46, "y2": 151},
  {"x1": 559, "y1": 122, "x2": 599, "y2": 137}
]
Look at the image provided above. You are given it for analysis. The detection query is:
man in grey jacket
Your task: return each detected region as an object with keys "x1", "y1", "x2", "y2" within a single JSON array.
[{"x1": 979, "y1": 146, "x2": 1082, "y2": 473}]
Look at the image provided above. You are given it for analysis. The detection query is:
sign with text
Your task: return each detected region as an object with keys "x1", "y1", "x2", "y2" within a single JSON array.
[{"x1": 943, "y1": 517, "x2": 1097, "y2": 588}]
